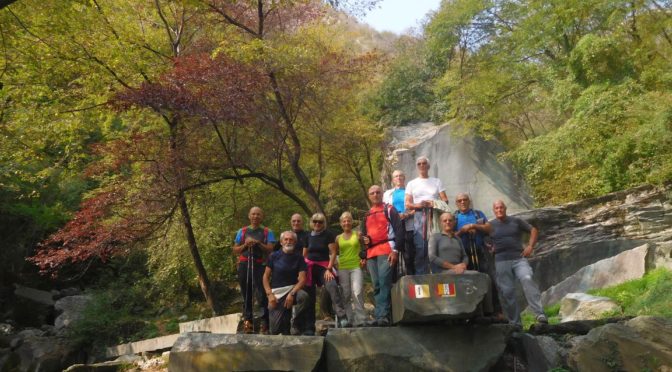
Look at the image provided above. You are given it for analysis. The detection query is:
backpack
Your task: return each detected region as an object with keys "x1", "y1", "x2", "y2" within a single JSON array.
[
  {"x1": 239, "y1": 226, "x2": 269, "y2": 263},
  {"x1": 241, "y1": 226, "x2": 269, "y2": 244}
]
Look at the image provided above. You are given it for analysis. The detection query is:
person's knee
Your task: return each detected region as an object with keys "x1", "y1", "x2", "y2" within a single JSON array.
[{"x1": 295, "y1": 290, "x2": 308, "y2": 303}]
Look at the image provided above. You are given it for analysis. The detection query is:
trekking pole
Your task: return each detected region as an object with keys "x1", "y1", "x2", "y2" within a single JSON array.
[
  {"x1": 250, "y1": 244, "x2": 256, "y2": 333},
  {"x1": 423, "y1": 207, "x2": 431, "y2": 274},
  {"x1": 470, "y1": 236, "x2": 480, "y2": 271},
  {"x1": 243, "y1": 245, "x2": 252, "y2": 333}
]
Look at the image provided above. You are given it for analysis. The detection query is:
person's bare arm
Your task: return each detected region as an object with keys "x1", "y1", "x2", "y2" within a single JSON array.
[
  {"x1": 522, "y1": 227, "x2": 539, "y2": 257},
  {"x1": 263, "y1": 267, "x2": 277, "y2": 309}
]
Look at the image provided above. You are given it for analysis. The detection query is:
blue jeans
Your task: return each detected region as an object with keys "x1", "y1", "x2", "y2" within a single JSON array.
[
  {"x1": 495, "y1": 258, "x2": 544, "y2": 325},
  {"x1": 413, "y1": 231, "x2": 429, "y2": 275},
  {"x1": 367, "y1": 254, "x2": 393, "y2": 320}
]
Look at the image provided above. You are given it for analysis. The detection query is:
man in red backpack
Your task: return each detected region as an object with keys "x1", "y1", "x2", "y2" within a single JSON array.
[
  {"x1": 233, "y1": 206, "x2": 277, "y2": 334},
  {"x1": 361, "y1": 185, "x2": 404, "y2": 326}
]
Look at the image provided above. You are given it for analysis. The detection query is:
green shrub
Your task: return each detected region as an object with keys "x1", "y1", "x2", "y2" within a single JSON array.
[{"x1": 589, "y1": 268, "x2": 672, "y2": 318}]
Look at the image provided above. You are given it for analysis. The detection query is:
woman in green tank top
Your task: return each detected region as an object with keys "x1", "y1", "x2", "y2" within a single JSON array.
[{"x1": 335, "y1": 212, "x2": 367, "y2": 326}]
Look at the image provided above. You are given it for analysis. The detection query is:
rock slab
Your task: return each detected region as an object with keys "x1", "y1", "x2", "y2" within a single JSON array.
[
  {"x1": 325, "y1": 324, "x2": 514, "y2": 372},
  {"x1": 540, "y1": 244, "x2": 649, "y2": 306},
  {"x1": 560, "y1": 293, "x2": 621, "y2": 322},
  {"x1": 391, "y1": 272, "x2": 490, "y2": 324},
  {"x1": 568, "y1": 316, "x2": 672, "y2": 371},
  {"x1": 168, "y1": 333, "x2": 324, "y2": 372},
  {"x1": 178, "y1": 313, "x2": 240, "y2": 334}
]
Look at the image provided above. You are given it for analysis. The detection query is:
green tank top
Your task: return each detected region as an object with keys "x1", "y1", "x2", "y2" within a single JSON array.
[{"x1": 337, "y1": 232, "x2": 361, "y2": 270}]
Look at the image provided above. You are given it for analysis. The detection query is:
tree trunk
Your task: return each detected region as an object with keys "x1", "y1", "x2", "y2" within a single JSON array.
[
  {"x1": 168, "y1": 117, "x2": 221, "y2": 315},
  {"x1": 177, "y1": 190, "x2": 222, "y2": 315}
]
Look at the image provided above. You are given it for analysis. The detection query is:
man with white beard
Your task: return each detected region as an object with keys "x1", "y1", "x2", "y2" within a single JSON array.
[{"x1": 263, "y1": 231, "x2": 309, "y2": 335}]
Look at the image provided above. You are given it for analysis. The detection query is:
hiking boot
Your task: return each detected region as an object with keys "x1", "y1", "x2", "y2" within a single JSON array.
[
  {"x1": 364, "y1": 319, "x2": 378, "y2": 327},
  {"x1": 536, "y1": 314, "x2": 549, "y2": 324},
  {"x1": 376, "y1": 318, "x2": 390, "y2": 327},
  {"x1": 259, "y1": 323, "x2": 269, "y2": 335},
  {"x1": 242, "y1": 320, "x2": 254, "y2": 334}
]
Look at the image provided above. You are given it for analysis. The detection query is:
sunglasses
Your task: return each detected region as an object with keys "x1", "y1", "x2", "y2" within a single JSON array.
[
  {"x1": 312, "y1": 220, "x2": 324, "y2": 224},
  {"x1": 456, "y1": 199, "x2": 469, "y2": 203}
]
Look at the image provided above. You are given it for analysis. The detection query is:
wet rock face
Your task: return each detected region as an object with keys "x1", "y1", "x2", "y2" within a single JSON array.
[
  {"x1": 324, "y1": 324, "x2": 515, "y2": 372},
  {"x1": 568, "y1": 316, "x2": 672, "y2": 371},
  {"x1": 168, "y1": 333, "x2": 324, "y2": 372}
]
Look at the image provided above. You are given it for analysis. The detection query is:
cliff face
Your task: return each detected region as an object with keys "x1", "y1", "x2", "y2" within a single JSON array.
[
  {"x1": 523, "y1": 183, "x2": 672, "y2": 299},
  {"x1": 384, "y1": 122, "x2": 533, "y2": 215}
]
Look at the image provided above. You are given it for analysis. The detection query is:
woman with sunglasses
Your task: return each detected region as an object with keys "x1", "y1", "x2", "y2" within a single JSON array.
[{"x1": 302, "y1": 213, "x2": 348, "y2": 334}]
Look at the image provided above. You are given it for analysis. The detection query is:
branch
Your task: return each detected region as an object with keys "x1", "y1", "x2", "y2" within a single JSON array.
[
  {"x1": 155, "y1": 0, "x2": 178, "y2": 56},
  {"x1": 205, "y1": 1, "x2": 259, "y2": 37}
]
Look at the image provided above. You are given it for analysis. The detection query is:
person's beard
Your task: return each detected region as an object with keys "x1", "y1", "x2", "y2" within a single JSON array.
[{"x1": 282, "y1": 244, "x2": 295, "y2": 254}]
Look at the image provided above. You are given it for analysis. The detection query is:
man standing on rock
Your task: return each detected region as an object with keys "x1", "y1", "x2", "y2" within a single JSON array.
[
  {"x1": 485, "y1": 200, "x2": 547, "y2": 326},
  {"x1": 405, "y1": 156, "x2": 449, "y2": 274},
  {"x1": 361, "y1": 185, "x2": 404, "y2": 326},
  {"x1": 232, "y1": 206, "x2": 276, "y2": 334},
  {"x1": 383, "y1": 170, "x2": 415, "y2": 275},
  {"x1": 264, "y1": 231, "x2": 309, "y2": 335},
  {"x1": 455, "y1": 193, "x2": 503, "y2": 318}
]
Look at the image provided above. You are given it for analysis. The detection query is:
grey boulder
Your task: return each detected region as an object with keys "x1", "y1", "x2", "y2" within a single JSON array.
[
  {"x1": 325, "y1": 324, "x2": 515, "y2": 372},
  {"x1": 568, "y1": 316, "x2": 672, "y2": 371},
  {"x1": 168, "y1": 333, "x2": 324, "y2": 372},
  {"x1": 559, "y1": 293, "x2": 621, "y2": 322}
]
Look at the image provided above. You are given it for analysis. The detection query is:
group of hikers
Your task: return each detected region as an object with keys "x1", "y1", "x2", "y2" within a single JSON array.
[{"x1": 233, "y1": 156, "x2": 548, "y2": 335}]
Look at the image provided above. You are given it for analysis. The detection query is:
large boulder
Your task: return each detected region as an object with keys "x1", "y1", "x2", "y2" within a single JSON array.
[
  {"x1": 168, "y1": 333, "x2": 324, "y2": 372},
  {"x1": 54, "y1": 295, "x2": 91, "y2": 331},
  {"x1": 391, "y1": 272, "x2": 491, "y2": 324},
  {"x1": 384, "y1": 122, "x2": 533, "y2": 215},
  {"x1": 559, "y1": 293, "x2": 621, "y2": 322},
  {"x1": 12, "y1": 285, "x2": 55, "y2": 327},
  {"x1": 325, "y1": 324, "x2": 515, "y2": 372},
  {"x1": 510, "y1": 333, "x2": 563, "y2": 372},
  {"x1": 541, "y1": 244, "x2": 648, "y2": 306},
  {"x1": 13, "y1": 285, "x2": 54, "y2": 306},
  {"x1": 9, "y1": 332, "x2": 82, "y2": 372},
  {"x1": 568, "y1": 316, "x2": 672, "y2": 371}
]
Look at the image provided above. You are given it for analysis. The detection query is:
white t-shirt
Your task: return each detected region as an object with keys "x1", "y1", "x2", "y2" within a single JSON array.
[
  {"x1": 405, "y1": 177, "x2": 445, "y2": 204},
  {"x1": 406, "y1": 177, "x2": 445, "y2": 232}
]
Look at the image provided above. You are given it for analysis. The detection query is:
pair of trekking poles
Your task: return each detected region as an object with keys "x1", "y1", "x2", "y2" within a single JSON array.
[{"x1": 243, "y1": 244, "x2": 260, "y2": 334}]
